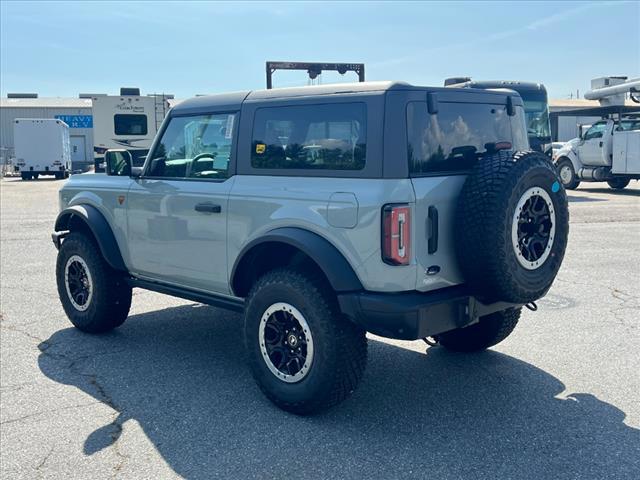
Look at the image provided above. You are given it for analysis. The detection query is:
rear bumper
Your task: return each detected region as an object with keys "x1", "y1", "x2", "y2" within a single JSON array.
[{"x1": 338, "y1": 285, "x2": 520, "y2": 340}]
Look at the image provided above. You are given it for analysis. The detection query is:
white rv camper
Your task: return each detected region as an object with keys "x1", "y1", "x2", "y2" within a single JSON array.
[
  {"x1": 14, "y1": 118, "x2": 71, "y2": 180},
  {"x1": 91, "y1": 88, "x2": 170, "y2": 170}
]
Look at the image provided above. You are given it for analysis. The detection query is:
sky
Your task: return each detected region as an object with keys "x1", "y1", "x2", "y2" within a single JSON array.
[{"x1": 1, "y1": 1, "x2": 639, "y2": 100}]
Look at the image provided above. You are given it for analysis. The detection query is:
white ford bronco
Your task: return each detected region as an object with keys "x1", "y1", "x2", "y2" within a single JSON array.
[{"x1": 53, "y1": 82, "x2": 569, "y2": 414}]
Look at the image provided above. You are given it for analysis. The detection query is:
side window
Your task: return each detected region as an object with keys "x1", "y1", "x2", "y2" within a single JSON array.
[
  {"x1": 251, "y1": 103, "x2": 366, "y2": 170},
  {"x1": 511, "y1": 105, "x2": 530, "y2": 151},
  {"x1": 407, "y1": 102, "x2": 513, "y2": 175},
  {"x1": 114, "y1": 114, "x2": 148, "y2": 136},
  {"x1": 584, "y1": 123, "x2": 606, "y2": 140},
  {"x1": 146, "y1": 113, "x2": 236, "y2": 179}
]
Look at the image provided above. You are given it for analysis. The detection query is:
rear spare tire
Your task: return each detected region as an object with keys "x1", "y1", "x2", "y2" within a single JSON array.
[{"x1": 455, "y1": 150, "x2": 569, "y2": 304}]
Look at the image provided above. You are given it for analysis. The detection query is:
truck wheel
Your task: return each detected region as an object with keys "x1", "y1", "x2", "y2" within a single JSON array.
[
  {"x1": 456, "y1": 150, "x2": 569, "y2": 304},
  {"x1": 33, "y1": 173, "x2": 39, "y2": 180},
  {"x1": 244, "y1": 268, "x2": 367, "y2": 414},
  {"x1": 20, "y1": 172, "x2": 31, "y2": 181},
  {"x1": 556, "y1": 158, "x2": 580, "y2": 190},
  {"x1": 607, "y1": 178, "x2": 630, "y2": 190},
  {"x1": 437, "y1": 308, "x2": 521, "y2": 352},
  {"x1": 56, "y1": 232, "x2": 131, "y2": 333}
]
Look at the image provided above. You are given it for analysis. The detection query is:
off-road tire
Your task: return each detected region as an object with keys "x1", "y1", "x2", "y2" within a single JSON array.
[
  {"x1": 455, "y1": 150, "x2": 569, "y2": 304},
  {"x1": 437, "y1": 308, "x2": 521, "y2": 352},
  {"x1": 607, "y1": 178, "x2": 630, "y2": 190},
  {"x1": 556, "y1": 157, "x2": 580, "y2": 190},
  {"x1": 21, "y1": 172, "x2": 31, "y2": 181},
  {"x1": 56, "y1": 232, "x2": 131, "y2": 333},
  {"x1": 244, "y1": 268, "x2": 367, "y2": 415}
]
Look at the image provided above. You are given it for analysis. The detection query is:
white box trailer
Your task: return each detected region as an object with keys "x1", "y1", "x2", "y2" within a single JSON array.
[{"x1": 14, "y1": 118, "x2": 71, "y2": 180}]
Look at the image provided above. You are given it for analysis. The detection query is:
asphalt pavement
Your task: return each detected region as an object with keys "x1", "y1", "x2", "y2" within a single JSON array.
[{"x1": 1, "y1": 176, "x2": 639, "y2": 479}]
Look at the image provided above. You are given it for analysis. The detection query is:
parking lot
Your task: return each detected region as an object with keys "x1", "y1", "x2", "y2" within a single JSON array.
[{"x1": 1, "y1": 177, "x2": 638, "y2": 479}]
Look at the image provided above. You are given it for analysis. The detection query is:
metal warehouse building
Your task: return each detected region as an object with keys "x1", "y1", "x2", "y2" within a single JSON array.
[{"x1": 0, "y1": 95, "x2": 94, "y2": 170}]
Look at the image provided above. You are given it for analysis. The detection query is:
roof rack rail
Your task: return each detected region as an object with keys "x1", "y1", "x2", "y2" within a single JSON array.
[{"x1": 266, "y1": 61, "x2": 365, "y2": 89}]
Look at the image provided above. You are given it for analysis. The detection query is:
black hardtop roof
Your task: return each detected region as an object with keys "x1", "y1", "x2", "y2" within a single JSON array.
[{"x1": 170, "y1": 81, "x2": 521, "y2": 114}]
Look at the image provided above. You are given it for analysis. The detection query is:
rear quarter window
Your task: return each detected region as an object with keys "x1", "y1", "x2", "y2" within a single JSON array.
[
  {"x1": 251, "y1": 103, "x2": 366, "y2": 170},
  {"x1": 407, "y1": 101, "x2": 523, "y2": 175}
]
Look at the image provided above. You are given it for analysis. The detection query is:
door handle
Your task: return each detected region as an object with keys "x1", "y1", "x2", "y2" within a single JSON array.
[
  {"x1": 194, "y1": 202, "x2": 221, "y2": 213},
  {"x1": 599, "y1": 141, "x2": 603, "y2": 147},
  {"x1": 428, "y1": 206, "x2": 438, "y2": 254}
]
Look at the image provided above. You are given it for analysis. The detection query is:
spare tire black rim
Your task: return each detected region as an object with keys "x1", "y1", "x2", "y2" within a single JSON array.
[
  {"x1": 511, "y1": 187, "x2": 555, "y2": 270},
  {"x1": 259, "y1": 302, "x2": 314, "y2": 383},
  {"x1": 65, "y1": 255, "x2": 93, "y2": 311}
]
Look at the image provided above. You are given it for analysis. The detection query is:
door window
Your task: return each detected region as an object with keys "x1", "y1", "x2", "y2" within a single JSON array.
[
  {"x1": 583, "y1": 122, "x2": 606, "y2": 140},
  {"x1": 146, "y1": 113, "x2": 236, "y2": 180}
]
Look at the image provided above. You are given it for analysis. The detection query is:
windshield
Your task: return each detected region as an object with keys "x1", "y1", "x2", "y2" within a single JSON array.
[{"x1": 523, "y1": 100, "x2": 551, "y2": 139}]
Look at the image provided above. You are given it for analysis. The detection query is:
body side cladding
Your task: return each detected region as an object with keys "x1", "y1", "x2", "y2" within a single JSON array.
[
  {"x1": 53, "y1": 204, "x2": 126, "y2": 271},
  {"x1": 230, "y1": 227, "x2": 364, "y2": 297}
]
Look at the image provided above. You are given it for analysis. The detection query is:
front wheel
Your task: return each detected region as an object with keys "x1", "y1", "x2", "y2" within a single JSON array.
[
  {"x1": 244, "y1": 268, "x2": 367, "y2": 414},
  {"x1": 56, "y1": 232, "x2": 131, "y2": 333},
  {"x1": 607, "y1": 178, "x2": 630, "y2": 190},
  {"x1": 556, "y1": 158, "x2": 580, "y2": 190},
  {"x1": 437, "y1": 308, "x2": 521, "y2": 352}
]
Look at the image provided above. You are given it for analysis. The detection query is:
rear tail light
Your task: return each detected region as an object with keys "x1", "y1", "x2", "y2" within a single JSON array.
[{"x1": 382, "y1": 204, "x2": 411, "y2": 265}]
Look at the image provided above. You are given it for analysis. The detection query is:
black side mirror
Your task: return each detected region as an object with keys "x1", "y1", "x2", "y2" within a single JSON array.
[
  {"x1": 427, "y1": 92, "x2": 438, "y2": 115},
  {"x1": 105, "y1": 149, "x2": 132, "y2": 176},
  {"x1": 506, "y1": 96, "x2": 515, "y2": 116}
]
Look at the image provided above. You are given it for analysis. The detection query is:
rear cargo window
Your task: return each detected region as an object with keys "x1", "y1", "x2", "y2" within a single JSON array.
[
  {"x1": 114, "y1": 114, "x2": 148, "y2": 136},
  {"x1": 251, "y1": 103, "x2": 366, "y2": 170},
  {"x1": 407, "y1": 102, "x2": 516, "y2": 175}
]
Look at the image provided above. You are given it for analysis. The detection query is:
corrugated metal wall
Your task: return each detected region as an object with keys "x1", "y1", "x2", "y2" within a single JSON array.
[{"x1": 0, "y1": 106, "x2": 93, "y2": 169}]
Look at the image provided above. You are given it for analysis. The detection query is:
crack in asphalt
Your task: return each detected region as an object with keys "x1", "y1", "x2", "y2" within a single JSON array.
[
  {"x1": 35, "y1": 446, "x2": 54, "y2": 480},
  {"x1": 0, "y1": 401, "x2": 101, "y2": 426},
  {"x1": 555, "y1": 277, "x2": 639, "y2": 330}
]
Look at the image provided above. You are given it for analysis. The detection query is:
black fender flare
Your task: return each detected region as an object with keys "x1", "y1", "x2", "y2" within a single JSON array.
[
  {"x1": 54, "y1": 205, "x2": 127, "y2": 271},
  {"x1": 230, "y1": 227, "x2": 363, "y2": 296}
]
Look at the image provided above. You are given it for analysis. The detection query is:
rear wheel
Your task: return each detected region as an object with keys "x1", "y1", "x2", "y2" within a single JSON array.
[
  {"x1": 21, "y1": 172, "x2": 31, "y2": 180},
  {"x1": 56, "y1": 232, "x2": 131, "y2": 333},
  {"x1": 437, "y1": 308, "x2": 521, "y2": 352},
  {"x1": 607, "y1": 178, "x2": 630, "y2": 190},
  {"x1": 244, "y1": 268, "x2": 367, "y2": 414},
  {"x1": 556, "y1": 158, "x2": 580, "y2": 190}
]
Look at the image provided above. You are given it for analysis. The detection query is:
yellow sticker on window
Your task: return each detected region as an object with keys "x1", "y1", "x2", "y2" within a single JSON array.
[{"x1": 255, "y1": 143, "x2": 266, "y2": 154}]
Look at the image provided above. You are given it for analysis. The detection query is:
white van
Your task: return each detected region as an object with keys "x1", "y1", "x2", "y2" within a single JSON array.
[{"x1": 14, "y1": 118, "x2": 71, "y2": 180}]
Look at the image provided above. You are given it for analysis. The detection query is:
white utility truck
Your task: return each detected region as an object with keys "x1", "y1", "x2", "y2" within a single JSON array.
[
  {"x1": 553, "y1": 77, "x2": 640, "y2": 190},
  {"x1": 14, "y1": 118, "x2": 71, "y2": 180},
  {"x1": 91, "y1": 88, "x2": 170, "y2": 171}
]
